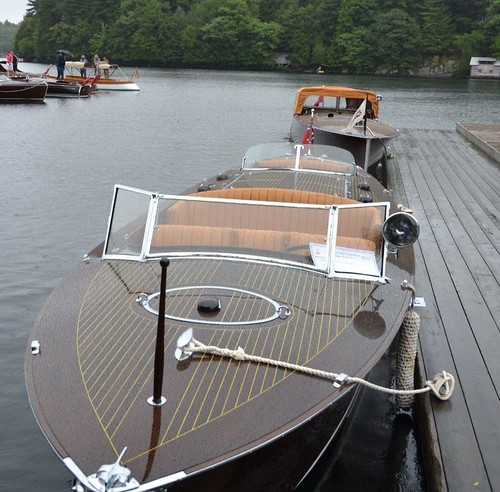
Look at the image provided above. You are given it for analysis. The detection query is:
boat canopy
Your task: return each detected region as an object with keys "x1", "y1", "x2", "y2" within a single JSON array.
[
  {"x1": 65, "y1": 61, "x2": 85, "y2": 69},
  {"x1": 65, "y1": 61, "x2": 113, "y2": 69},
  {"x1": 103, "y1": 185, "x2": 390, "y2": 281},
  {"x1": 293, "y1": 86, "x2": 380, "y2": 118}
]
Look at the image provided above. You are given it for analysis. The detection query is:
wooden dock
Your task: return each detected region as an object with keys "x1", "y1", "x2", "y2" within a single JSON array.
[{"x1": 388, "y1": 125, "x2": 500, "y2": 492}]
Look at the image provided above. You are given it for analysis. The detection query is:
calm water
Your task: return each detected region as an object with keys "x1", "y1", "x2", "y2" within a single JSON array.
[{"x1": 1, "y1": 64, "x2": 499, "y2": 492}]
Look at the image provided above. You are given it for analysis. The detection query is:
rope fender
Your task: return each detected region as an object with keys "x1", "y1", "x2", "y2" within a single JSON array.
[{"x1": 396, "y1": 281, "x2": 420, "y2": 408}]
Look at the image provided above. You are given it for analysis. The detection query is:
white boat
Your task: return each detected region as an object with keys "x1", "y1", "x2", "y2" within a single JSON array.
[{"x1": 47, "y1": 61, "x2": 140, "y2": 91}]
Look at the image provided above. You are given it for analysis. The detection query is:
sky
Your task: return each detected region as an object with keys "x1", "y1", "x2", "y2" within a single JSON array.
[{"x1": 1, "y1": 0, "x2": 29, "y2": 23}]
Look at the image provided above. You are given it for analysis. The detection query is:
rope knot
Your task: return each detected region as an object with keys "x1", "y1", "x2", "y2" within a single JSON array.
[
  {"x1": 234, "y1": 346, "x2": 246, "y2": 360},
  {"x1": 426, "y1": 371, "x2": 455, "y2": 400}
]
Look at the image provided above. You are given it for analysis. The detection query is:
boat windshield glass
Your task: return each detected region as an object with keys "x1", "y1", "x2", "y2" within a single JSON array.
[
  {"x1": 104, "y1": 186, "x2": 389, "y2": 280},
  {"x1": 242, "y1": 143, "x2": 356, "y2": 175},
  {"x1": 300, "y1": 95, "x2": 376, "y2": 116},
  {"x1": 104, "y1": 186, "x2": 153, "y2": 258}
]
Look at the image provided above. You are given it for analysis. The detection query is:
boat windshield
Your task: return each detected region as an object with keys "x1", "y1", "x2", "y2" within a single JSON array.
[
  {"x1": 242, "y1": 143, "x2": 356, "y2": 175},
  {"x1": 103, "y1": 185, "x2": 389, "y2": 280}
]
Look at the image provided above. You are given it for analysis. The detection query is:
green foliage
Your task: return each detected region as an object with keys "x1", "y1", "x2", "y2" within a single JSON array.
[
  {"x1": 373, "y1": 9, "x2": 422, "y2": 71},
  {"x1": 280, "y1": 3, "x2": 322, "y2": 66},
  {"x1": 9, "y1": 0, "x2": 499, "y2": 73},
  {"x1": 483, "y1": 0, "x2": 500, "y2": 57},
  {"x1": 454, "y1": 31, "x2": 488, "y2": 74},
  {"x1": 445, "y1": 0, "x2": 488, "y2": 34},
  {"x1": 334, "y1": 29, "x2": 376, "y2": 72},
  {"x1": 0, "y1": 21, "x2": 19, "y2": 53},
  {"x1": 420, "y1": 0, "x2": 454, "y2": 56},
  {"x1": 14, "y1": 17, "x2": 37, "y2": 59},
  {"x1": 183, "y1": 0, "x2": 281, "y2": 67}
]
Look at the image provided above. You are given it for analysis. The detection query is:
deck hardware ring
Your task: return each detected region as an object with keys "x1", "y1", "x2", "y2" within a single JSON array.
[
  {"x1": 278, "y1": 305, "x2": 291, "y2": 319},
  {"x1": 136, "y1": 292, "x2": 149, "y2": 305},
  {"x1": 141, "y1": 286, "x2": 290, "y2": 326}
]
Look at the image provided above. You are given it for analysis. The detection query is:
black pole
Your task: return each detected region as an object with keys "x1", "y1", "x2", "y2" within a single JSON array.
[{"x1": 152, "y1": 258, "x2": 169, "y2": 405}]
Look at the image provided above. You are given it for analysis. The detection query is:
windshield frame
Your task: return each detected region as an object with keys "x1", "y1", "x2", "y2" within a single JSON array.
[
  {"x1": 103, "y1": 185, "x2": 389, "y2": 281},
  {"x1": 242, "y1": 143, "x2": 357, "y2": 175}
]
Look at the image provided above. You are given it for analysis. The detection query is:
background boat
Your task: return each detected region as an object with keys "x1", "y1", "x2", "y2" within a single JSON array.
[
  {"x1": 0, "y1": 62, "x2": 93, "y2": 97},
  {"x1": 44, "y1": 78, "x2": 93, "y2": 98},
  {"x1": 46, "y1": 61, "x2": 140, "y2": 91},
  {"x1": 0, "y1": 73, "x2": 47, "y2": 102},
  {"x1": 290, "y1": 86, "x2": 399, "y2": 182}
]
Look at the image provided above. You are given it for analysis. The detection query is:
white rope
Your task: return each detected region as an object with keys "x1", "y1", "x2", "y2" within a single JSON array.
[{"x1": 187, "y1": 339, "x2": 455, "y2": 401}]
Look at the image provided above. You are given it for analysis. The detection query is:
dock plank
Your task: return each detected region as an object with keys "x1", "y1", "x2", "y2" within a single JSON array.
[
  {"x1": 392, "y1": 146, "x2": 490, "y2": 491},
  {"x1": 389, "y1": 128, "x2": 500, "y2": 491}
]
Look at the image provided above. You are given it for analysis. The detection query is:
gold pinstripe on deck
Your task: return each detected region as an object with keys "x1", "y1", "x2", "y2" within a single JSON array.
[{"x1": 76, "y1": 258, "x2": 375, "y2": 462}]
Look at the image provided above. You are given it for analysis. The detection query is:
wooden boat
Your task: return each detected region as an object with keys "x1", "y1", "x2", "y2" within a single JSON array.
[
  {"x1": 0, "y1": 63, "x2": 93, "y2": 97},
  {"x1": 0, "y1": 73, "x2": 48, "y2": 102},
  {"x1": 26, "y1": 143, "x2": 419, "y2": 491},
  {"x1": 46, "y1": 61, "x2": 140, "y2": 91},
  {"x1": 21, "y1": 76, "x2": 92, "y2": 98},
  {"x1": 290, "y1": 86, "x2": 399, "y2": 177},
  {"x1": 43, "y1": 78, "x2": 93, "y2": 98}
]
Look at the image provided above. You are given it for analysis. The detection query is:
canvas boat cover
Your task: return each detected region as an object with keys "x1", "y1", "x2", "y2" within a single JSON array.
[
  {"x1": 65, "y1": 61, "x2": 113, "y2": 69},
  {"x1": 293, "y1": 86, "x2": 380, "y2": 118}
]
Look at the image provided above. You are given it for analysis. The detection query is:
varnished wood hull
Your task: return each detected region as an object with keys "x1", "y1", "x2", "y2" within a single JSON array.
[
  {"x1": 46, "y1": 74, "x2": 140, "y2": 91},
  {"x1": 291, "y1": 114, "x2": 398, "y2": 172},
  {"x1": 0, "y1": 79, "x2": 47, "y2": 102},
  {"x1": 45, "y1": 79, "x2": 92, "y2": 98},
  {"x1": 26, "y1": 155, "x2": 415, "y2": 491}
]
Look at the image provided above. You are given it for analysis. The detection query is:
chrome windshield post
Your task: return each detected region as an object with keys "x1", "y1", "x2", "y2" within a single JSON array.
[{"x1": 294, "y1": 144, "x2": 304, "y2": 170}]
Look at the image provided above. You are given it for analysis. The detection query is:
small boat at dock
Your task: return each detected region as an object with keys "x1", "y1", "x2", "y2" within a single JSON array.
[
  {"x1": 26, "y1": 142, "x2": 419, "y2": 491},
  {"x1": 290, "y1": 86, "x2": 399, "y2": 178},
  {"x1": 0, "y1": 63, "x2": 93, "y2": 97}
]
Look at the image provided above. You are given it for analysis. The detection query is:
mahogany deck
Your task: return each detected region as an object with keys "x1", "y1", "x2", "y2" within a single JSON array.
[{"x1": 388, "y1": 126, "x2": 500, "y2": 491}]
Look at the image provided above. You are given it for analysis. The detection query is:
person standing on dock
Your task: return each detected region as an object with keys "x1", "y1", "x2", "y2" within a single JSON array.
[
  {"x1": 55, "y1": 51, "x2": 65, "y2": 80},
  {"x1": 12, "y1": 52, "x2": 18, "y2": 72},
  {"x1": 102, "y1": 57, "x2": 110, "y2": 78},
  {"x1": 93, "y1": 54, "x2": 101, "y2": 77},
  {"x1": 5, "y1": 51, "x2": 13, "y2": 76},
  {"x1": 80, "y1": 55, "x2": 87, "y2": 77}
]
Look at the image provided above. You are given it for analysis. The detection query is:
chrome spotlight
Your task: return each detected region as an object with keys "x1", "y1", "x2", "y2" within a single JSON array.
[{"x1": 383, "y1": 212, "x2": 419, "y2": 248}]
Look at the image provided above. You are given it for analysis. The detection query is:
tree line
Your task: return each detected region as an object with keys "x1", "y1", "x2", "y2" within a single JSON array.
[{"x1": 9, "y1": 0, "x2": 500, "y2": 75}]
